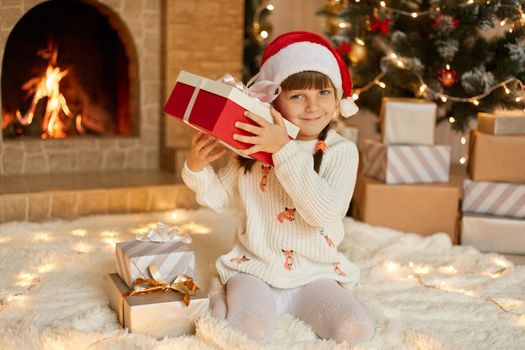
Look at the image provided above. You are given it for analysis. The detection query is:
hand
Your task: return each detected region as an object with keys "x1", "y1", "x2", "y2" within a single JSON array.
[
  {"x1": 233, "y1": 107, "x2": 290, "y2": 156},
  {"x1": 186, "y1": 132, "x2": 227, "y2": 172}
]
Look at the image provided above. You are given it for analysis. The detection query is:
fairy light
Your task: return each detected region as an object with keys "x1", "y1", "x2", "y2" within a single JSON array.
[
  {"x1": 516, "y1": 97, "x2": 522, "y2": 102},
  {"x1": 355, "y1": 38, "x2": 365, "y2": 46},
  {"x1": 352, "y1": 93, "x2": 359, "y2": 100},
  {"x1": 411, "y1": 12, "x2": 417, "y2": 18},
  {"x1": 471, "y1": 99, "x2": 480, "y2": 106},
  {"x1": 390, "y1": 53, "x2": 397, "y2": 59},
  {"x1": 445, "y1": 64, "x2": 451, "y2": 70},
  {"x1": 252, "y1": 2, "x2": 274, "y2": 42},
  {"x1": 504, "y1": 85, "x2": 511, "y2": 94},
  {"x1": 459, "y1": 156, "x2": 467, "y2": 164},
  {"x1": 419, "y1": 84, "x2": 427, "y2": 93},
  {"x1": 377, "y1": 80, "x2": 386, "y2": 88},
  {"x1": 500, "y1": 18, "x2": 507, "y2": 26},
  {"x1": 449, "y1": 116, "x2": 456, "y2": 123},
  {"x1": 380, "y1": 1, "x2": 386, "y2": 7},
  {"x1": 440, "y1": 95, "x2": 448, "y2": 102},
  {"x1": 338, "y1": 21, "x2": 351, "y2": 28},
  {"x1": 460, "y1": 136, "x2": 467, "y2": 144}
]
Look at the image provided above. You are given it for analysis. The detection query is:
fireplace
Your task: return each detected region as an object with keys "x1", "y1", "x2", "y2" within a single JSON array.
[
  {"x1": 2, "y1": 0, "x2": 136, "y2": 139},
  {"x1": 0, "y1": 0, "x2": 158, "y2": 175}
]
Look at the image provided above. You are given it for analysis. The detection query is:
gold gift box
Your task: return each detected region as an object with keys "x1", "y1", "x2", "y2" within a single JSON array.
[{"x1": 107, "y1": 273, "x2": 209, "y2": 339}]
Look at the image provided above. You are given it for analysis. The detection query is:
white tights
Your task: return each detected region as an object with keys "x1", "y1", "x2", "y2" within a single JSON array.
[{"x1": 209, "y1": 273, "x2": 375, "y2": 345}]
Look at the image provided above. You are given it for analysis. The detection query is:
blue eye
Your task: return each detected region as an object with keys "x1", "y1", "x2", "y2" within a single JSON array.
[
  {"x1": 290, "y1": 94, "x2": 303, "y2": 100},
  {"x1": 319, "y1": 89, "x2": 331, "y2": 96}
]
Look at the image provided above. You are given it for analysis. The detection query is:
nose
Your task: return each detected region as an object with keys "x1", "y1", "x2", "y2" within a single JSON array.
[{"x1": 305, "y1": 96, "x2": 320, "y2": 113}]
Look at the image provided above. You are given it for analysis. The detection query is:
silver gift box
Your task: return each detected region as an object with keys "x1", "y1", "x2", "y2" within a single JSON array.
[{"x1": 115, "y1": 240, "x2": 195, "y2": 289}]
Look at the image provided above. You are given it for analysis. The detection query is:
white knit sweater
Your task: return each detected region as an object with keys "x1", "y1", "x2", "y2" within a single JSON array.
[{"x1": 182, "y1": 129, "x2": 360, "y2": 289}]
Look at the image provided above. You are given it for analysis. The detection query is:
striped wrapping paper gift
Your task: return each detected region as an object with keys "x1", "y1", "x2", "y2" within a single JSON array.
[
  {"x1": 115, "y1": 240, "x2": 195, "y2": 289},
  {"x1": 362, "y1": 139, "x2": 451, "y2": 184},
  {"x1": 462, "y1": 179, "x2": 525, "y2": 218}
]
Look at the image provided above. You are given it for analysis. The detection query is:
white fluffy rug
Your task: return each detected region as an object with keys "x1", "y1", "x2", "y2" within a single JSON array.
[{"x1": 0, "y1": 208, "x2": 524, "y2": 350}]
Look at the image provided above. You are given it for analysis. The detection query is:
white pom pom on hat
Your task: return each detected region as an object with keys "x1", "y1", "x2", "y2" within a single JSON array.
[{"x1": 254, "y1": 31, "x2": 359, "y2": 118}]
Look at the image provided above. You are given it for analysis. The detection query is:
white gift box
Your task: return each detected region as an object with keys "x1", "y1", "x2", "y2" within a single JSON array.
[
  {"x1": 462, "y1": 179, "x2": 525, "y2": 219},
  {"x1": 380, "y1": 98, "x2": 437, "y2": 145},
  {"x1": 107, "y1": 273, "x2": 209, "y2": 338},
  {"x1": 477, "y1": 111, "x2": 525, "y2": 135},
  {"x1": 362, "y1": 139, "x2": 451, "y2": 184},
  {"x1": 115, "y1": 240, "x2": 195, "y2": 289},
  {"x1": 461, "y1": 214, "x2": 525, "y2": 254}
]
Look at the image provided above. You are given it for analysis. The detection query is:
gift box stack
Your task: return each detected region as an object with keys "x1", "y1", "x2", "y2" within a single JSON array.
[
  {"x1": 107, "y1": 222, "x2": 209, "y2": 338},
  {"x1": 460, "y1": 111, "x2": 525, "y2": 256},
  {"x1": 352, "y1": 98, "x2": 460, "y2": 242}
]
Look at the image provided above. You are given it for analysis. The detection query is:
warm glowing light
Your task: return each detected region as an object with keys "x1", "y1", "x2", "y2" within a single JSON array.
[
  {"x1": 180, "y1": 222, "x2": 211, "y2": 234},
  {"x1": 460, "y1": 136, "x2": 467, "y2": 144},
  {"x1": 170, "y1": 211, "x2": 179, "y2": 220},
  {"x1": 500, "y1": 19, "x2": 507, "y2": 26},
  {"x1": 449, "y1": 116, "x2": 456, "y2": 123},
  {"x1": 266, "y1": 4, "x2": 274, "y2": 11},
  {"x1": 384, "y1": 260, "x2": 400, "y2": 272},
  {"x1": 440, "y1": 96, "x2": 448, "y2": 102},
  {"x1": 504, "y1": 86, "x2": 511, "y2": 94},
  {"x1": 515, "y1": 97, "x2": 521, "y2": 102},
  {"x1": 445, "y1": 64, "x2": 451, "y2": 70},
  {"x1": 419, "y1": 84, "x2": 427, "y2": 93},
  {"x1": 352, "y1": 93, "x2": 359, "y2": 100},
  {"x1": 439, "y1": 265, "x2": 458, "y2": 274},
  {"x1": 260, "y1": 31, "x2": 269, "y2": 39},
  {"x1": 71, "y1": 229, "x2": 87, "y2": 237},
  {"x1": 396, "y1": 60, "x2": 404, "y2": 67},
  {"x1": 0, "y1": 237, "x2": 12, "y2": 244},
  {"x1": 412, "y1": 264, "x2": 431, "y2": 275},
  {"x1": 471, "y1": 99, "x2": 480, "y2": 106},
  {"x1": 390, "y1": 53, "x2": 397, "y2": 59},
  {"x1": 38, "y1": 263, "x2": 56, "y2": 274},
  {"x1": 33, "y1": 233, "x2": 52, "y2": 242},
  {"x1": 459, "y1": 157, "x2": 466, "y2": 164},
  {"x1": 380, "y1": 1, "x2": 386, "y2": 7},
  {"x1": 411, "y1": 12, "x2": 418, "y2": 18},
  {"x1": 73, "y1": 242, "x2": 93, "y2": 254},
  {"x1": 355, "y1": 38, "x2": 365, "y2": 46},
  {"x1": 338, "y1": 22, "x2": 350, "y2": 28},
  {"x1": 377, "y1": 81, "x2": 386, "y2": 88}
]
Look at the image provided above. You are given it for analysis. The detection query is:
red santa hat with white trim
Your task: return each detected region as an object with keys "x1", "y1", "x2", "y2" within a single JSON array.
[{"x1": 254, "y1": 31, "x2": 359, "y2": 118}]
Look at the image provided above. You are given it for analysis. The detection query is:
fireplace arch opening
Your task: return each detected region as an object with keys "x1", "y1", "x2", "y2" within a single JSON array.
[{"x1": 1, "y1": 0, "x2": 138, "y2": 139}]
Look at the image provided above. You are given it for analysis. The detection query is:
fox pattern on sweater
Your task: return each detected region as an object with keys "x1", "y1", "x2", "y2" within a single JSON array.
[{"x1": 181, "y1": 130, "x2": 360, "y2": 289}]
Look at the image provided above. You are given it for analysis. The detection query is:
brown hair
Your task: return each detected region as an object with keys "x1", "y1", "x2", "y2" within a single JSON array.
[{"x1": 238, "y1": 71, "x2": 336, "y2": 173}]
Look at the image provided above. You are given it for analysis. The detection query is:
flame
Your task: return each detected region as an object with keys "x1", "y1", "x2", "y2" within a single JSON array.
[{"x1": 15, "y1": 46, "x2": 84, "y2": 138}]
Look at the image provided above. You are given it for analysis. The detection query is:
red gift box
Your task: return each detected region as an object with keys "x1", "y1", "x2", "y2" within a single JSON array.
[{"x1": 163, "y1": 71, "x2": 300, "y2": 166}]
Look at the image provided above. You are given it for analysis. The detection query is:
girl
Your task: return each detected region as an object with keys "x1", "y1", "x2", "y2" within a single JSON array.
[{"x1": 182, "y1": 31, "x2": 375, "y2": 346}]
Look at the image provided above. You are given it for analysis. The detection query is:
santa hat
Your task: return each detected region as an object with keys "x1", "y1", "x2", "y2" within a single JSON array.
[{"x1": 251, "y1": 31, "x2": 359, "y2": 117}]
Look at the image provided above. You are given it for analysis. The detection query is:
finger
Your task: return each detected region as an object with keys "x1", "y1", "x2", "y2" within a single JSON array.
[
  {"x1": 233, "y1": 133, "x2": 259, "y2": 144},
  {"x1": 191, "y1": 132, "x2": 204, "y2": 146},
  {"x1": 234, "y1": 121, "x2": 262, "y2": 135},
  {"x1": 201, "y1": 139, "x2": 220, "y2": 155},
  {"x1": 238, "y1": 145, "x2": 260, "y2": 156},
  {"x1": 243, "y1": 111, "x2": 270, "y2": 127},
  {"x1": 270, "y1": 107, "x2": 286, "y2": 127},
  {"x1": 207, "y1": 149, "x2": 227, "y2": 162},
  {"x1": 195, "y1": 134, "x2": 213, "y2": 151}
]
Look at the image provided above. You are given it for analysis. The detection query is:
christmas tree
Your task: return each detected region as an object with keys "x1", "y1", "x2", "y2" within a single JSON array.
[{"x1": 320, "y1": 0, "x2": 525, "y2": 132}]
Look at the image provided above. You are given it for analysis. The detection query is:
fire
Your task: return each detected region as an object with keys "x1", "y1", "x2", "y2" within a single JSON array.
[{"x1": 15, "y1": 46, "x2": 84, "y2": 139}]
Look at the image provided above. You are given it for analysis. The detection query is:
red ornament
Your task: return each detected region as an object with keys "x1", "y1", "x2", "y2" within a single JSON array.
[
  {"x1": 336, "y1": 41, "x2": 352, "y2": 58},
  {"x1": 433, "y1": 14, "x2": 459, "y2": 31},
  {"x1": 371, "y1": 17, "x2": 392, "y2": 35},
  {"x1": 438, "y1": 68, "x2": 457, "y2": 87}
]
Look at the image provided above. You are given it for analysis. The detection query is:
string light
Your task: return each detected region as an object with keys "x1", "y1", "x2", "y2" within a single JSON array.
[
  {"x1": 382, "y1": 259, "x2": 524, "y2": 320},
  {"x1": 449, "y1": 116, "x2": 456, "y2": 123},
  {"x1": 252, "y1": 2, "x2": 274, "y2": 42},
  {"x1": 460, "y1": 136, "x2": 467, "y2": 144},
  {"x1": 355, "y1": 38, "x2": 365, "y2": 46},
  {"x1": 459, "y1": 156, "x2": 467, "y2": 164}
]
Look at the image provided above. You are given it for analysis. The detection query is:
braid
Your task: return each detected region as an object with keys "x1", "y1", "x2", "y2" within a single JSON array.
[{"x1": 313, "y1": 123, "x2": 332, "y2": 173}]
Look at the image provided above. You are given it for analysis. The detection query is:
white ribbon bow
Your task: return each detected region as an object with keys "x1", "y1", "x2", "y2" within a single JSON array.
[
  {"x1": 220, "y1": 73, "x2": 281, "y2": 104},
  {"x1": 136, "y1": 221, "x2": 192, "y2": 244}
]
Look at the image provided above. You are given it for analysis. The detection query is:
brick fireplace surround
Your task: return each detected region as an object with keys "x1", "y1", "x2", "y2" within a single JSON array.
[{"x1": 0, "y1": 0, "x2": 244, "y2": 222}]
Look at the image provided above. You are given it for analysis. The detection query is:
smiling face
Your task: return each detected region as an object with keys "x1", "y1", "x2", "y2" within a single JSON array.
[{"x1": 273, "y1": 71, "x2": 339, "y2": 140}]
